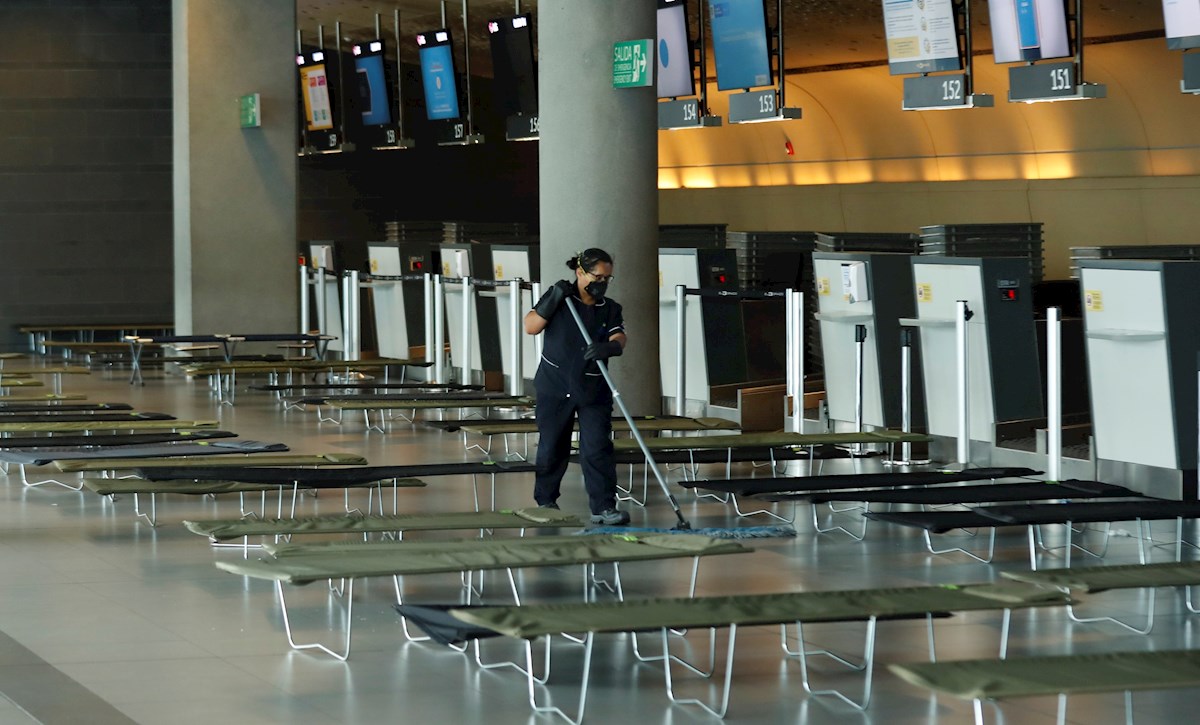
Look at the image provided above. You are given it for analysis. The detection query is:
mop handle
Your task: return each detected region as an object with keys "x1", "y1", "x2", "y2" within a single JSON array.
[{"x1": 564, "y1": 297, "x2": 689, "y2": 526}]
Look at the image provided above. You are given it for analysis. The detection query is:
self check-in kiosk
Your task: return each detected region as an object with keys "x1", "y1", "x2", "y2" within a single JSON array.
[
  {"x1": 307, "y1": 241, "x2": 344, "y2": 353},
  {"x1": 903, "y1": 257, "x2": 1042, "y2": 461},
  {"x1": 1079, "y1": 260, "x2": 1200, "y2": 498},
  {"x1": 365, "y1": 242, "x2": 410, "y2": 360},
  {"x1": 812, "y1": 252, "x2": 925, "y2": 433},
  {"x1": 489, "y1": 243, "x2": 539, "y2": 394},
  {"x1": 659, "y1": 248, "x2": 748, "y2": 415}
]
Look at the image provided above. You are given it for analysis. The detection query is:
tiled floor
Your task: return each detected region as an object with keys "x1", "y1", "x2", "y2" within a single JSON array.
[{"x1": 0, "y1": 362, "x2": 1197, "y2": 724}]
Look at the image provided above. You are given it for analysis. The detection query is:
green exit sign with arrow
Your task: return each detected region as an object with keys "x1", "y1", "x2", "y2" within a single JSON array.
[{"x1": 612, "y1": 39, "x2": 653, "y2": 89}]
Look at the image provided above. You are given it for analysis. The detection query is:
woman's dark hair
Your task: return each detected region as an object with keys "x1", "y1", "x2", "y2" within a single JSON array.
[{"x1": 565, "y1": 248, "x2": 613, "y2": 274}]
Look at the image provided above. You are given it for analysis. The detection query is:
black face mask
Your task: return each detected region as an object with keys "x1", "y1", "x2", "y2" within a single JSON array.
[{"x1": 585, "y1": 280, "x2": 608, "y2": 300}]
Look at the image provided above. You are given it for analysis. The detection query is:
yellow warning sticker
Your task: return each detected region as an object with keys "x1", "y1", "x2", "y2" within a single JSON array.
[
  {"x1": 494, "y1": 264, "x2": 504, "y2": 280},
  {"x1": 817, "y1": 277, "x2": 830, "y2": 296},
  {"x1": 370, "y1": 259, "x2": 378, "y2": 273},
  {"x1": 1084, "y1": 289, "x2": 1103, "y2": 312},
  {"x1": 442, "y1": 261, "x2": 451, "y2": 277},
  {"x1": 658, "y1": 271, "x2": 663, "y2": 289},
  {"x1": 916, "y1": 283, "x2": 932, "y2": 303}
]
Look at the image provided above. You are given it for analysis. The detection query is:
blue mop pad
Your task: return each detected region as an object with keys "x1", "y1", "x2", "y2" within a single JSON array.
[{"x1": 579, "y1": 525, "x2": 796, "y2": 539}]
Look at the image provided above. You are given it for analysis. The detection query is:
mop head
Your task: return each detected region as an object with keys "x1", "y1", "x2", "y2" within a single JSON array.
[{"x1": 579, "y1": 525, "x2": 796, "y2": 539}]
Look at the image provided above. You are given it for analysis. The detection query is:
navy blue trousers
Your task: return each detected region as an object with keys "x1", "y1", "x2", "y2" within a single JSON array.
[{"x1": 533, "y1": 382, "x2": 616, "y2": 515}]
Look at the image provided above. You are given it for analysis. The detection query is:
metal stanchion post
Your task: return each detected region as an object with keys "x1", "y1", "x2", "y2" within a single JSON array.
[
  {"x1": 315, "y1": 267, "x2": 327, "y2": 337},
  {"x1": 460, "y1": 277, "x2": 473, "y2": 385},
  {"x1": 853, "y1": 324, "x2": 867, "y2": 455},
  {"x1": 1047, "y1": 307, "x2": 1062, "y2": 482},
  {"x1": 349, "y1": 270, "x2": 361, "y2": 360},
  {"x1": 423, "y1": 273, "x2": 434, "y2": 382},
  {"x1": 955, "y1": 300, "x2": 971, "y2": 467},
  {"x1": 509, "y1": 279, "x2": 523, "y2": 396},
  {"x1": 299, "y1": 264, "x2": 310, "y2": 334},
  {"x1": 792, "y1": 291, "x2": 805, "y2": 434},
  {"x1": 433, "y1": 274, "x2": 445, "y2": 384},
  {"x1": 341, "y1": 273, "x2": 354, "y2": 361},
  {"x1": 675, "y1": 284, "x2": 686, "y2": 417}
]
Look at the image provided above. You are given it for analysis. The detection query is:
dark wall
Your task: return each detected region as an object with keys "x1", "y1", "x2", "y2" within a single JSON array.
[{"x1": 0, "y1": 0, "x2": 173, "y2": 348}]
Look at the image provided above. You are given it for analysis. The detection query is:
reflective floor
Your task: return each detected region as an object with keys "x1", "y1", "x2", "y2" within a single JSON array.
[{"x1": 0, "y1": 362, "x2": 1197, "y2": 724}]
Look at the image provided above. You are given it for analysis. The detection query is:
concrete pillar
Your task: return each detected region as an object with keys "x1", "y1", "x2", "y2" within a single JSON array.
[
  {"x1": 538, "y1": 0, "x2": 661, "y2": 415},
  {"x1": 173, "y1": 0, "x2": 297, "y2": 334}
]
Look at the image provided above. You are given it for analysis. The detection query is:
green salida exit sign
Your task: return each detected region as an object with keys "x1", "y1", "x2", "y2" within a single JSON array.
[
  {"x1": 239, "y1": 93, "x2": 261, "y2": 128},
  {"x1": 612, "y1": 39, "x2": 653, "y2": 89}
]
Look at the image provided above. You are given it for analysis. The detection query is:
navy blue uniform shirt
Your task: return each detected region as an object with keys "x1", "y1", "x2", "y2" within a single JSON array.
[{"x1": 536, "y1": 290, "x2": 624, "y2": 403}]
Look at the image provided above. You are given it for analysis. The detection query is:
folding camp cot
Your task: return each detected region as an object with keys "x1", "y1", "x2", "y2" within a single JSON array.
[
  {"x1": 865, "y1": 498, "x2": 1200, "y2": 567},
  {"x1": 0, "y1": 366, "x2": 90, "y2": 395},
  {"x1": 676, "y1": 467, "x2": 1043, "y2": 534},
  {"x1": 455, "y1": 416, "x2": 741, "y2": 460},
  {"x1": 83, "y1": 465, "x2": 419, "y2": 527},
  {"x1": 0, "y1": 402, "x2": 131, "y2": 413},
  {"x1": 38, "y1": 451, "x2": 362, "y2": 495},
  {"x1": 1, "y1": 439, "x2": 291, "y2": 488},
  {"x1": 0, "y1": 412, "x2": 173, "y2": 424},
  {"x1": 136, "y1": 460, "x2": 537, "y2": 512},
  {"x1": 0, "y1": 430, "x2": 235, "y2": 449},
  {"x1": 0, "y1": 419, "x2": 218, "y2": 434},
  {"x1": 891, "y1": 650, "x2": 1200, "y2": 725},
  {"x1": 57, "y1": 451, "x2": 365, "y2": 473},
  {"x1": 215, "y1": 534, "x2": 752, "y2": 661},
  {"x1": 316, "y1": 397, "x2": 535, "y2": 429},
  {"x1": 610, "y1": 430, "x2": 934, "y2": 482},
  {"x1": 126, "y1": 333, "x2": 338, "y2": 385},
  {"x1": 0, "y1": 439, "x2": 285, "y2": 466},
  {"x1": 396, "y1": 582, "x2": 1070, "y2": 723},
  {"x1": 0, "y1": 393, "x2": 87, "y2": 402},
  {"x1": 252, "y1": 381, "x2": 482, "y2": 405},
  {"x1": 183, "y1": 507, "x2": 583, "y2": 547},
  {"x1": 182, "y1": 357, "x2": 429, "y2": 403},
  {"x1": 1003, "y1": 560, "x2": 1200, "y2": 634}
]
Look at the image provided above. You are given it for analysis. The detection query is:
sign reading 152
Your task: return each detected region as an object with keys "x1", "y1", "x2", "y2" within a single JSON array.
[{"x1": 941, "y1": 78, "x2": 963, "y2": 101}]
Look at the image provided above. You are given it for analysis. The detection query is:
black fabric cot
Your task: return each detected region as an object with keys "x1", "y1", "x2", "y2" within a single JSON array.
[
  {"x1": 681, "y1": 467, "x2": 1042, "y2": 498},
  {"x1": 0, "y1": 439, "x2": 289, "y2": 465},
  {"x1": 598, "y1": 446, "x2": 851, "y2": 466},
  {"x1": 298, "y1": 392, "x2": 523, "y2": 405},
  {"x1": 426, "y1": 415, "x2": 682, "y2": 433},
  {"x1": 865, "y1": 499, "x2": 1200, "y2": 534},
  {"x1": 769, "y1": 480, "x2": 1140, "y2": 505},
  {"x1": 252, "y1": 383, "x2": 482, "y2": 392},
  {"x1": 0, "y1": 403, "x2": 133, "y2": 413},
  {"x1": 136, "y1": 461, "x2": 536, "y2": 484},
  {"x1": 0, "y1": 430, "x2": 235, "y2": 449},
  {"x1": 0, "y1": 412, "x2": 174, "y2": 423}
]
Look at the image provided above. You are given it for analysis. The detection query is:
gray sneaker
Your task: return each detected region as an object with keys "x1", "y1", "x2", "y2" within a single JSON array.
[
  {"x1": 590, "y1": 508, "x2": 630, "y2": 525},
  {"x1": 538, "y1": 502, "x2": 560, "y2": 510}
]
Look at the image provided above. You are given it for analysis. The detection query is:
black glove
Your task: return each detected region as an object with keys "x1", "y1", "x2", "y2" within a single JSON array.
[
  {"x1": 533, "y1": 279, "x2": 575, "y2": 319},
  {"x1": 584, "y1": 340, "x2": 623, "y2": 362}
]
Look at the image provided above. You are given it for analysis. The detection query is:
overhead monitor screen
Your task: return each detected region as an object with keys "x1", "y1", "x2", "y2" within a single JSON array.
[
  {"x1": 1164, "y1": 0, "x2": 1200, "y2": 49},
  {"x1": 353, "y1": 40, "x2": 392, "y2": 126},
  {"x1": 487, "y1": 13, "x2": 537, "y2": 115},
  {"x1": 987, "y1": 0, "x2": 1071, "y2": 64},
  {"x1": 882, "y1": 0, "x2": 962, "y2": 75},
  {"x1": 708, "y1": 0, "x2": 772, "y2": 91},
  {"x1": 417, "y1": 29, "x2": 461, "y2": 120},
  {"x1": 299, "y1": 57, "x2": 334, "y2": 131},
  {"x1": 657, "y1": 0, "x2": 695, "y2": 98}
]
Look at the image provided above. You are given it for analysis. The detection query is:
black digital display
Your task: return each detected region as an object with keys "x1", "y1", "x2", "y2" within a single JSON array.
[{"x1": 487, "y1": 14, "x2": 537, "y2": 116}]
